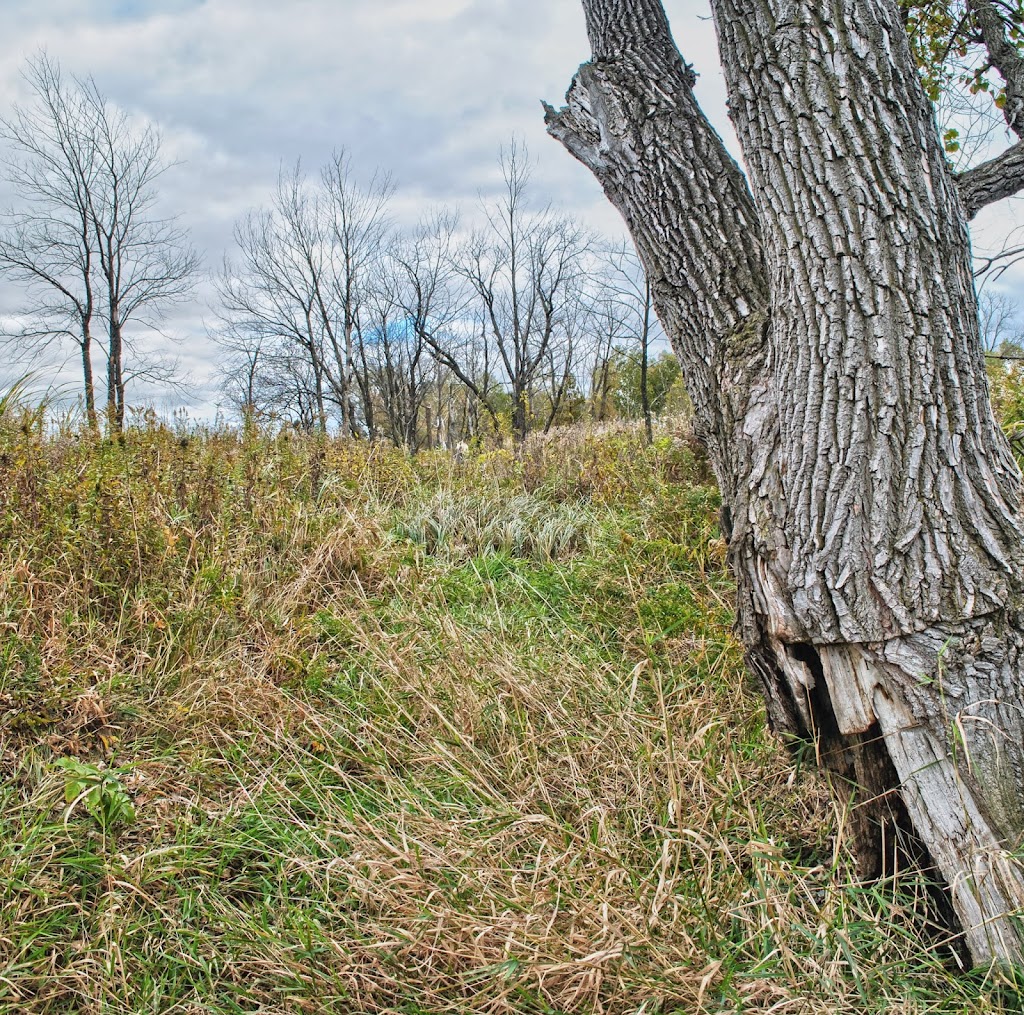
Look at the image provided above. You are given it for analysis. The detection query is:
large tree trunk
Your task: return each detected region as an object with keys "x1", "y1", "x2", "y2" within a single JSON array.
[{"x1": 546, "y1": 0, "x2": 1024, "y2": 964}]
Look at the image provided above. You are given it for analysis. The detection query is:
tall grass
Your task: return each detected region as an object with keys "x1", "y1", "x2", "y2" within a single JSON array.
[{"x1": 0, "y1": 410, "x2": 1016, "y2": 1013}]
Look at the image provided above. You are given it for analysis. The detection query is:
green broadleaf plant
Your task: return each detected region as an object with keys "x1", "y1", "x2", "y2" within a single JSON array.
[{"x1": 55, "y1": 758, "x2": 136, "y2": 834}]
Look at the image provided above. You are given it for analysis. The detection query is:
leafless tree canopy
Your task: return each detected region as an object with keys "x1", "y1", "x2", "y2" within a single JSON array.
[
  {"x1": 213, "y1": 143, "x2": 667, "y2": 446},
  {"x1": 0, "y1": 54, "x2": 197, "y2": 430}
]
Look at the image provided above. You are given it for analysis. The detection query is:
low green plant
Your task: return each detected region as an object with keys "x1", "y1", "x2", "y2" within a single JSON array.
[{"x1": 55, "y1": 758, "x2": 136, "y2": 835}]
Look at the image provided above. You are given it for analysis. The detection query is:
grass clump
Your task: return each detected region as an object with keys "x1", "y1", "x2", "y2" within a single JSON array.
[{"x1": 0, "y1": 410, "x2": 1014, "y2": 1013}]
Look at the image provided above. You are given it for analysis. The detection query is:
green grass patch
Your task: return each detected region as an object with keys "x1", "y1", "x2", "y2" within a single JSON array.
[{"x1": 0, "y1": 414, "x2": 1015, "y2": 1013}]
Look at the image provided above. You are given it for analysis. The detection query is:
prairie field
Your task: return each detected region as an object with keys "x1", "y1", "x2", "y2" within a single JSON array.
[{"x1": 0, "y1": 406, "x2": 1019, "y2": 1014}]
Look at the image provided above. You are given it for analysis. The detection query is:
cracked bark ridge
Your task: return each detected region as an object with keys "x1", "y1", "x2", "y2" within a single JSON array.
[{"x1": 548, "y1": 0, "x2": 1024, "y2": 965}]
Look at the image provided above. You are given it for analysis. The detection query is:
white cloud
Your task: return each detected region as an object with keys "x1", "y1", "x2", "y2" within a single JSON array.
[{"x1": 0, "y1": 0, "x2": 1019, "y2": 414}]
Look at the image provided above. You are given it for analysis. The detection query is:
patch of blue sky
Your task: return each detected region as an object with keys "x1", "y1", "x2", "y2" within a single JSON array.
[{"x1": 106, "y1": 0, "x2": 206, "y2": 22}]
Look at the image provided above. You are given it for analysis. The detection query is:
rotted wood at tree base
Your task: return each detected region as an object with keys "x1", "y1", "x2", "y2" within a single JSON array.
[{"x1": 545, "y1": 0, "x2": 1024, "y2": 964}]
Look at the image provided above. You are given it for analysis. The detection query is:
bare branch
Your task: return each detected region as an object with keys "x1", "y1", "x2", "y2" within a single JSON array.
[
  {"x1": 957, "y1": 139, "x2": 1024, "y2": 214},
  {"x1": 0, "y1": 53, "x2": 197, "y2": 430}
]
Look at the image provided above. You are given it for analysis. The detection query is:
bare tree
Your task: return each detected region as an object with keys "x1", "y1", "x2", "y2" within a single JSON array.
[
  {"x1": 85, "y1": 83, "x2": 198, "y2": 430},
  {"x1": 596, "y1": 243, "x2": 662, "y2": 442},
  {"x1": 546, "y1": 0, "x2": 1024, "y2": 962},
  {"x1": 580, "y1": 286, "x2": 625, "y2": 423},
  {"x1": 392, "y1": 211, "x2": 511, "y2": 438},
  {"x1": 0, "y1": 57, "x2": 104, "y2": 428},
  {"x1": 459, "y1": 142, "x2": 588, "y2": 440},
  {"x1": 979, "y1": 288, "x2": 1024, "y2": 353},
  {"x1": 215, "y1": 155, "x2": 393, "y2": 437},
  {"x1": 212, "y1": 318, "x2": 273, "y2": 421},
  {"x1": 0, "y1": 55, "x2": 197, "y2": 431},
  {"x1": 215, "y1": 165, "x2": 333, "y2": 431},
  {"x1": 216, "y1": 146, "x2": 599, "y2": 445},
  {"x1": 321, "y1": 151, "x2": 394, "y2": 438},
  {"x1": 216, "y1": 317, "x2": 321, "y2": 429},
  {"x1": 537, "y1": 285, "x2": 587, "y2": 432},
  {"x1": 364, "y1": 211, "x2": 465, "y2": 448}
]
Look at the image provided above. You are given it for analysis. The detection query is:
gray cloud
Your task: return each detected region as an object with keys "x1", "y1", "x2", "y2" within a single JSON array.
[{"x1": 0, "y1": 0, "x2": 1019, "y2": 416}]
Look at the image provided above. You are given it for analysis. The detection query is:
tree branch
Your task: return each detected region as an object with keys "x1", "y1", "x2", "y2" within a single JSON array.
[
  {"x1": 541, "y1": 75, "x2": 606, "y2": 176},
  {"x1": 957, "y1": 138, "x2": 1024, "y2": 215},
  {"x1": 971, "y1": 0, "x2": 1024, "y2": 137},
  {"x1": 544, "y1": 16, "x2": 766, "y2": 352}
]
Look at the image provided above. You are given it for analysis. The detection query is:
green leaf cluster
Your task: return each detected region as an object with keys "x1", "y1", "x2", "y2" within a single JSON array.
[{"x1": 55, "y1": 758, "x2": 136, "y2": 833}]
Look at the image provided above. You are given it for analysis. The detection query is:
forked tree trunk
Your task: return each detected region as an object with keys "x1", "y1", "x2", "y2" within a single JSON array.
[{"x1": 546, "y1": 0, "x2": 1024, "y2": 964}]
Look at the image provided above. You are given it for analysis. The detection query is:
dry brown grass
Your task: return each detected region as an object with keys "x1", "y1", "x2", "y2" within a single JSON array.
[{"x1": 0, "y1": 414, "x2": 1016, "y2": 1013}]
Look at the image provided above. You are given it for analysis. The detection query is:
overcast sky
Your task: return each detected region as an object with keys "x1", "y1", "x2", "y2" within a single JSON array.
[{"x1": 0, "y1": 0, "x2": 1020, "y2": 417}]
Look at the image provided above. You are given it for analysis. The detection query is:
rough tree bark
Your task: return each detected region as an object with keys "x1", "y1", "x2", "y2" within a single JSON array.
[{"x1": 546, "y1": 0, "x2": 1024, "y2": 964}]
